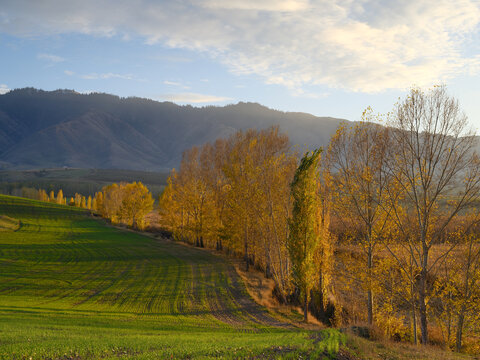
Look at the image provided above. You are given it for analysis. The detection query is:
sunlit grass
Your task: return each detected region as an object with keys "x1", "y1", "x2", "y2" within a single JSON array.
[{"x1": 0, "y1": 195, "x2": 344, "y2": 359}]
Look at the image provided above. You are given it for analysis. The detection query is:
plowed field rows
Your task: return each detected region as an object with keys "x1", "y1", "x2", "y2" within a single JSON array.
[{"x1": 0, "y1": 195, "x2": 343, "y2": 359}]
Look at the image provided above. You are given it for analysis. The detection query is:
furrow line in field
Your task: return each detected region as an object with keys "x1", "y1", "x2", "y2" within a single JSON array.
[{"x1": 201, "y1": 260, "x2": 247, "y2": 327}]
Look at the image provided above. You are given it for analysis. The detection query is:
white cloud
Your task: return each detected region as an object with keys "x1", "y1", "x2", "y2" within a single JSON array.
[
  {"x1": 292, "y1": 89, "x2": 329, "y2": 99},
  {"x1": 37, "y1": 53, "x2": 65, "y2": 62},
  {"x1": 200, "y1": 0, "x2": 309, "y2": 12},
  {"x1": 80, "y1": 72, "x2": 134, "y2": 80},
  {"x1": 2, "y1": 0, "x2": 480, "y2": 92},
  {"x1": 150, "y1": 54, "x2": 192, "y2": 63},
  {"x1": 0, "y1": 84, "x2": 10, "y2": 94},
  {"x1": 163, "y1": 80, "x2": 190, "y2": 89},
  {"x1": 64, "y1": 70, "x2": 144, "y2": 81},
  {"x1": 163, "y1": 80, "x2": 181, "y2": 86},
  {"x1": 159, "y1": 92, "x2": 232, "y2": 103}
]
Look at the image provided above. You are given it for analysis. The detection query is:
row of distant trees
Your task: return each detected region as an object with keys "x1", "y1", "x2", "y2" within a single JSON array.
[
  {"x1": 23, "y1": 187, "x2": 96, "y2": 209},
  {"x1": 160, "y1": 86, "x2": 480, "y2": 353},
  {"x1": 24, "y1": 182, "x2": 154, "y2": 230}
]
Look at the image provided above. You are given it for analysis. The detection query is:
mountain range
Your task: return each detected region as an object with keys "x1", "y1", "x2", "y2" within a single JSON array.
[{"x1": 0, "y1": 88, "x2": 348, "y2": 171}]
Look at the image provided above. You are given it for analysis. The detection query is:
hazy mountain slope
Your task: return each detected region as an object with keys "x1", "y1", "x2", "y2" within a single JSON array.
[
  {"x1": 0, "y1": 88, "x2": 349, "y2": 171},
  {"x1": 1, "y1": 112, "x2": 170, "y2": 170},
  {"x1": 0, "y1": 110, "x2": 27, "y2": 153}
]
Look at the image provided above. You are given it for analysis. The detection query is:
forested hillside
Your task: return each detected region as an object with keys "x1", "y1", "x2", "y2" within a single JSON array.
[{"x1": 0, "y1": 88, "x2": 347, "y2": 171}]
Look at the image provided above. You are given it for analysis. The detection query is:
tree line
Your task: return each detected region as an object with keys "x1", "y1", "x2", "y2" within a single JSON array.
[
  {"x1": 160, "y1": 86, "x2": 480, "y2": 353},
  {"x1": 21, "y1": 187, "x2": 95, "y2": 209},
  {"x1": 22, "y1": 182, "x2": 154, "y2": 230},
  {"x1": 160, "y1": 127, "x2": 300, "y2": 301}
]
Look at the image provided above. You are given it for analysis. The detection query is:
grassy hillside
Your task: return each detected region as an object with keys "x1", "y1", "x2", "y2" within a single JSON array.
[{"x1": 0, "y1": 195, "x2": 344, "y2": 359}]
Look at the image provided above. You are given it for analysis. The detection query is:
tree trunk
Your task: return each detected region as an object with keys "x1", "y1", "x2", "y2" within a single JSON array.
[
  {"x1": 318, "y1": 272, "x2": 326, "y2": 321},
  {"x1": 367, "y1": 246, "x2": 373, "y2": 325},
  {"x1": 419, "y1": 269, "x2": 428, "y2": 344},
  {"x1": 410, "y1": 251, "x2": 417, "y2": 345},
  {"x1": 447, "y1": 301, "x2": 452, "y2": 348},
  {"x1": 265, "y1": 263, "x2": 271, "y2": 278},
  {"x1": 304, "y1": 291, "x2": 308, "y2": 323},
  {"x1": 318, "y1": 272, "x2": 324, "y2": 313},
  {"x1": 456, "y1": 310, "x2": 465, "y2": 352},
  {"x1": 367, "y1": 290, "x2": 373, "y2": 326},
  {"x1": 244, "y1": 226, "x2": 249, "y2": 272},
  {"x1": 412, "y1": 296, "x2": 417, "y2": 345}
]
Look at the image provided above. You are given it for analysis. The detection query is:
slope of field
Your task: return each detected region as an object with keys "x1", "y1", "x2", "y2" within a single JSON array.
[{"x1": 0, "y1": 195, "x2": 344, "y2": 359}]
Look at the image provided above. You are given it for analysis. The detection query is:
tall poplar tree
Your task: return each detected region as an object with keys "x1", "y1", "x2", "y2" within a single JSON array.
[
  {"x1": 56, "y1": 189, "x2": 64, "y2": 205},
  {"x1": 87, "y1": 195, "x2": 92, "y2": 210},
  {"x1": 288, "y1": 148, "x2": 323, "y2": 322}
]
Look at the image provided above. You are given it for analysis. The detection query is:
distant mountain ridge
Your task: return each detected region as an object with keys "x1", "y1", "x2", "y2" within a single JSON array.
[{"x1": 0, "y1": 88, "x2": 348, "y2": 171}]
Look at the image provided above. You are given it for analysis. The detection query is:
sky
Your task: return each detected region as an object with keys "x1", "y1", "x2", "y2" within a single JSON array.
[{"x1": 0, "y1": 0, "x2": 479, "y2": 126}]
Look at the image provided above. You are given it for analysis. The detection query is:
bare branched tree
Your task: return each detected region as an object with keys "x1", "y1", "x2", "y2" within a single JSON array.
[
  {"x1": 327, "y1": 116, "x2": 393, "y2": 325},
  {"x1": 385, "y1": 86, "x2": 480, "y2": 345}
]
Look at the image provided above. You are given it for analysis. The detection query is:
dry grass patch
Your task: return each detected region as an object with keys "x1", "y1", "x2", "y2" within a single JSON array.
[
  {"x1": 0, "y1": 215, "x2": 20, "y2": 231},
  {"x1": 233, "y1": 259, "x2": 326, "y2": 329},
  {"x1": 345, "y1": 332, "x2": 476, "y2": 360}
]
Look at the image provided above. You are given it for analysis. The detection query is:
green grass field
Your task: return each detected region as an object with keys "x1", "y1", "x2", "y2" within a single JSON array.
[{"x1": 0, "y1": 195, "x2": 344, "y2": 359}]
